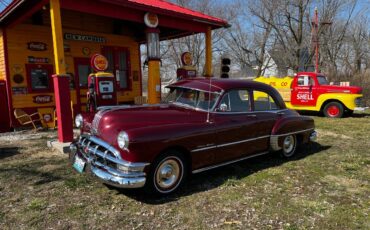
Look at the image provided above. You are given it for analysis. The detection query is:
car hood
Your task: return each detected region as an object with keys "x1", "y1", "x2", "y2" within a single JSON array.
[
  {"x1": 91, "y1": 104, "x2": 207, "y2": 142},
  {"x1": 320, "y1": 85, "x2": 362, "y2": 94}
]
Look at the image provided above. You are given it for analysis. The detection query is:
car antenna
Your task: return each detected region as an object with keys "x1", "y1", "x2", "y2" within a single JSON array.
[{"x1": 206, "y1": 76, "x2": 212, "y2": 123}]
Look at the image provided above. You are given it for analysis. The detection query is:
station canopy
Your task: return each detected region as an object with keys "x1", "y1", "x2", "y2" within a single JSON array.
[{"x1": 0, "y1": 0, "x2": 229, "y2": 41}]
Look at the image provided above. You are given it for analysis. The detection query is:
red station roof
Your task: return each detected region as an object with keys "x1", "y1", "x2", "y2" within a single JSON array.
[
  {"x1": 0, "y1": 0, "x2": 229, "y2": 29},
  {"x1": 126, "y1": 0, "x2": 228, "y2": 26}
]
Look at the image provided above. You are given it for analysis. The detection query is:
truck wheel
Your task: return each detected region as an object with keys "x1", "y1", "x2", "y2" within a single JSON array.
[
  {"x1": 280, "y1": 135, "x2": 297, "y2": 158},
  {"x1": 145, "y1": 151, "x2": 187, "y2": 195},
  {"x1": 323, "y1": 102, "x2": 344, "y2": 118}
]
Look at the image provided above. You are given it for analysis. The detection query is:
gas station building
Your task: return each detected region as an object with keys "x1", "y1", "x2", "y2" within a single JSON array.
[{"x1": 0, "y1": 0, "x2": 228, "y2": 141}]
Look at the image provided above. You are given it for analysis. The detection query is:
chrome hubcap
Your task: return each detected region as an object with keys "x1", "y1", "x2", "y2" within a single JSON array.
[
  {"x1": 283, "y1": 135, "x2": 295, "y2": 155},
  {"x1": 156, "y1": 159, "x2": 180, "y2": 190}
]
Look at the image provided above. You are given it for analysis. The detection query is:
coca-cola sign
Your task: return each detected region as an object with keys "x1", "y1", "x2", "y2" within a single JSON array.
[
  {"x1": 27, "y1": 42, "x2": 47, "y2": 51},
  {"x1": 33, "y1": 95, "x2": 53, "y2": 104}
]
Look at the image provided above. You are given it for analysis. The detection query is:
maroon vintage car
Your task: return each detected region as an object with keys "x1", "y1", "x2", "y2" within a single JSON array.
[{"x1": 70, "y1": 78, "x2": 317, "y2": 195}]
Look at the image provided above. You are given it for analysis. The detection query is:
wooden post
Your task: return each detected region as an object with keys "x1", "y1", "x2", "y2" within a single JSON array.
[
  {"x1": 50, "y1": 0, "x2": 66, "y2": 74},
  {"x1": 50, "y1": 0, "x2": 73, "y2": 142},
  {"x1": 204, "y1": 26, "x2": 212, "y2": 78}
]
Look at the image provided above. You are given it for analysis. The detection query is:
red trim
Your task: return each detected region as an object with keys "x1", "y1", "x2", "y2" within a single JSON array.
[
  {"x1": 137, "y1": 44, "x2": 143, "y2": 96},
  {"x1": 53, "y1": 75, "x2": 73, "y2": 142},
  {"x1": 25, "y1": 64, "x2": 54, "y2": 93},
  {"x1": 2, "y1": 28, "x2": 14, "y2": 128}
]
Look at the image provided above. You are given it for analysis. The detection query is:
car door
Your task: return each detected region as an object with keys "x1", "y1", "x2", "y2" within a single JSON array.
[
  {"x1": 251, "y1": 89, "x2": 282, "y2": 152},
  {"x1": 212, "y1": 89, "x2": 261, "y2": 164}
]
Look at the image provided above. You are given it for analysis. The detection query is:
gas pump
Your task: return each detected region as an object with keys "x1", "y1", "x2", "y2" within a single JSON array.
[
  {"x1": 176, "y1": 52, "x2": 196, "y2": 80},
  {"x1": 86, "y1": 54, "x2": 117, "y2": 112}
]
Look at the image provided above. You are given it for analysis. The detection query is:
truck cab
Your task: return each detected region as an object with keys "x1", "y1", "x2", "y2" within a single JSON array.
[{"x1": 254, "y1": 72, "x2": 365, "y2": 118}]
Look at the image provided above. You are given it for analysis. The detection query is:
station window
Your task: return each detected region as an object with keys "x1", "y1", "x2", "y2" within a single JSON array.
[
  {"x1": 26, "y1": 64, "x2": 54, "y2": 92},
  {"x1": 102, "y1": 46, "x2": 130, "y2": 90}
]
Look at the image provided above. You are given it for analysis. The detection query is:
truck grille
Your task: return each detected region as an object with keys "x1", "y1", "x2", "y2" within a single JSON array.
[{"x1": 355, "y1": 97, "x2": 364, "y2": 107}]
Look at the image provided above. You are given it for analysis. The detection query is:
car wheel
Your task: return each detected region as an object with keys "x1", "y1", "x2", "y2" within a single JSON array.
[
  {"x1": 280, "y1": 135, "x2": 297, "y2": 158},
  {"x1": 145, "y1": 151, "x2": 187, "y2": 195},
  {"x1": 323, "y1": 102, "x2": 344, "y2": 118}
]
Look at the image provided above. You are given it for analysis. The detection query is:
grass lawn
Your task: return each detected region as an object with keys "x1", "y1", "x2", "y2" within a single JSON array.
[{"x1": 0, "y1": 112, "x2": 369, "y2": 229}]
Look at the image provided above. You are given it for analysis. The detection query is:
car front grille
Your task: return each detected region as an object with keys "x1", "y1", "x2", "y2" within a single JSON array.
[{"x1": 79, "y1": 135, "x2": 121, "y2": 169}]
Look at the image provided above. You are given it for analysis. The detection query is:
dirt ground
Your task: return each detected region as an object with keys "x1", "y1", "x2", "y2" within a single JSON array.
[{"x1": 0, "y1": 114, "x2": 369, "y2": 229}]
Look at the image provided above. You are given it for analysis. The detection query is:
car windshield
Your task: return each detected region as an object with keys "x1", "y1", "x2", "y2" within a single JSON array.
[
  {"x1": 163, "y1": 87, "x2": 220, "y2": 111},
  {"x1": 317, "y1": 75, "x2": 329, "y2": 85}
]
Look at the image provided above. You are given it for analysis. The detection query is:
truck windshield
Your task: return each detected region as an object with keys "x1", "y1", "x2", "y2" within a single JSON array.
[
  {"x1": 317, "y1": 75, "x2": 329, "y2": 85},
  {"x1": 164, "y1": 87, "x2": 220, "y2": 111}
]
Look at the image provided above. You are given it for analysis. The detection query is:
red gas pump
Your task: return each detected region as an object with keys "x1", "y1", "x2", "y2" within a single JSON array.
[
  {"x1": 176, "y1": 52, "x2": 196, "y2": 80},
  {"x1": 86, "y1": 54, "x2": 118, "y2": 112}
]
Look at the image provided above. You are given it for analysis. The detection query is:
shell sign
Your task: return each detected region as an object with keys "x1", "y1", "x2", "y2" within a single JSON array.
[{"x1": 91, "y1": 54, "x2": 109, "y2": 72}]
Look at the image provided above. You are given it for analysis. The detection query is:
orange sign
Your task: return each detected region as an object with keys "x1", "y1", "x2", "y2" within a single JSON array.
[{"x1": 91, "y1": 53, "x2": 109, "y2": 72}]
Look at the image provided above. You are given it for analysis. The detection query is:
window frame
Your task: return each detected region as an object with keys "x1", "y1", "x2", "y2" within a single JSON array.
[
  {"x1": 25, "y1": 64, "x2": 54, "y2": 93},
  {"x1": 216, "y1": 88, "x2": 252, "y2": 113},
  {"x1": 102, "y1": 46, "x2": 131, "y2": 91},
  {"x1": 251, "y1": 89, "x2": 281, "y2": 111}
]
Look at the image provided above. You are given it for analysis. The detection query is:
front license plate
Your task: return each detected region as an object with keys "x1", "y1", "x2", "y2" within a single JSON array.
[{"x1": 73, "y1": 156, "x2": 86, "y2": 173}]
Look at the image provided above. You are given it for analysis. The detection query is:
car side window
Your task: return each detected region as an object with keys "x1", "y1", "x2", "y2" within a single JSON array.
[
  {"x1": 253, "y1": 90, "x2": 279, "y2": 111},
  {"x1": 218, "y1": 89, "x2": 250, "y2": 112}
]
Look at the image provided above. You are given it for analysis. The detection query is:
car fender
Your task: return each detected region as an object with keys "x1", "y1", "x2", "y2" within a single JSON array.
[
  {"x1": 127, "y1": 122, "x2": 215, "y2": 162},
  {"x1": 270, "y1": 116, "x2": 315, "y2": 151}
]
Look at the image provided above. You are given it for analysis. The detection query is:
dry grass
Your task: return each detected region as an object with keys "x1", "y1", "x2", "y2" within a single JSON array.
[{"x1": 0, "y1": 111, "x2": 369, "y2": 229}]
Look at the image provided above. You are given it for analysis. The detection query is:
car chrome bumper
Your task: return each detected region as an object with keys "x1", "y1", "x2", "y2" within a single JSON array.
[
  {"x1": 70, "y1": 136, "x2": 149, "y2": 189},
  {"x1": 309, "y1": 131, "x2": 317, "y2": 142},
  {"x1": 354, "y1": 107, "x2": 368, "y2": 111}
]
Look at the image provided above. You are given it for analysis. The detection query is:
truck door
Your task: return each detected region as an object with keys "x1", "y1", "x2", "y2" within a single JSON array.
[
  {"x1": 291, "y1": 75, "x2": 319, "y2": 106},
  {"x1": 0, "y1": 80, "x2": 10, "y2": 132}
]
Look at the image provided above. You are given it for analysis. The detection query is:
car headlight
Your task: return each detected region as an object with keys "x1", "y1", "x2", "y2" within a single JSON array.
[
  {"x1": 117, "y1": 131, "x2": 129, "y2": 150},
  {"x1": 75, "y1": 114, "x2": 83, "y2": 128}
]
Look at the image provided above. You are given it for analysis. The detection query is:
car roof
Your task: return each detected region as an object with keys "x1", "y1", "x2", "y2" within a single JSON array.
[
  {"x1": 167, "y1": 77, "x2": 276, "y2": 93},
  {"x1": 167, "y1": 78, "x2": 287, "y2": 109}
]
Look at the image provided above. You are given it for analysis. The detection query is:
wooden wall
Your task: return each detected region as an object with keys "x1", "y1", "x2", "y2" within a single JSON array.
[{"x1": 5, "y1": 10, "x2": 142, "y2": 110}]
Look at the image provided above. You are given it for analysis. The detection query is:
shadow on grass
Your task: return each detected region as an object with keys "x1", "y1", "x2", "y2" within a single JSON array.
[
  {"x1": 352, "y1": 112, "x2": 370, "y2": 118},
  {"x1": 0, "y1": 164, "x2": 63, "y2": 185},
  {"x1": 113, "y1": 142, "x2": 331, "y2": 204},
  {"x1": 0, "y1": 147, "x2": 21, "y2": 160}
]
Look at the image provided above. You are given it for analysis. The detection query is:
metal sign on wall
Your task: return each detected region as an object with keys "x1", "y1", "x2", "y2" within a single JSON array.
[
  {"x1": 64, "y1": 33, "x2": 106, "y2": 43},
  {"x1": 33, "y1": 95, "x2": 53, "y2": 104},
  {"x1": 27, "y1": 42, "x2": 47, "y2": 51},
  {"x1": 28, "y1": 56, "x2": 49, "y2": 64}
]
